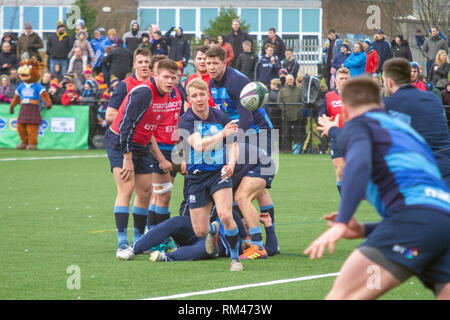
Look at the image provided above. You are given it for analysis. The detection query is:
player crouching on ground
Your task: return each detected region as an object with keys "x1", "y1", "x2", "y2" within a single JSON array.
[{"x1": 304, "y1": 76, "x2": 450, "y2": 299}]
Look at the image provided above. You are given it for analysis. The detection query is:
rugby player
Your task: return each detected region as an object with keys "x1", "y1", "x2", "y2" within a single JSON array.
[
  {"x1": 206, "y1": 46, "x2": 277, "y2": 235},
  {"x1": 304, "y1": 77, "x2": 450, "y2": 300},
  {"x1": 318, "y1": 67, "x2": 350, "y2": 195},
  {"x1": 104, "y1": 59, "x2": 177, "y2": 257}
]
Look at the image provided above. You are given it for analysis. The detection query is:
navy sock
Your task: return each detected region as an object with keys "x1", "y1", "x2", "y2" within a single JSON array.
[
  {"x1": 148, "y1": 204, "x2": 157, "y2": 229},
  {"x1": 260, "y1": 204, "x2": 275, "y2": 224},
  {"x1": 249, "y1": 226, "x2": 263, "y2": 250},
  {"x1": 155, "y1": 206, "x2": 170, "y2": 225},
  {"x1": 224, "y1": 227, "x2": 239, "y2": 260},
  {"x1": 132, "y1": 206, "x2": 148, "y2": 242},
  {"x1": 114, "y1": 206, "x2": 129, "y2": 247}
]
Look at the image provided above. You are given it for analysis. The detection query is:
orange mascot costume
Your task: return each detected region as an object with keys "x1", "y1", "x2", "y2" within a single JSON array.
[{"x1": 9, "y1": 57, "x2": 52, "y2": 150}]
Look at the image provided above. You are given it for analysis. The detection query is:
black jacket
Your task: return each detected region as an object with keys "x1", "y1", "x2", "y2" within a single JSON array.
[
  {"x1": 389, "y1": 40, "x2": 412, "y2": 61},
  {"x1": 282, "y1": 58, "x2": 300, "y2": 80},
  {"x1": 164, "y1": 28, "x2": 190, "y2": 65},
  {"x1": 0, "y1": 50, "x2": 19, "y2": 74},
  {"x1": 46, "y1": 32, "x2": 72, "y2": 59},
  {"x1": 150, "y1": 37, "x2": 169, "y2": 56},
  {"x1": 236, "y1": 51, "x2": 258, "y2": 80},
  {"x1": 262, "y1": 35, "x2": 286, "y2": 61},
  {"x1": 225, "y1": 29, "x2": 252, "y2": 66},
  {"x1": 101, "y1": 47, "x2": 133, "y2": 80}
]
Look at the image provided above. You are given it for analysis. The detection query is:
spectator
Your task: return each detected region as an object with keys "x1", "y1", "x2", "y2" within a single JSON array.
[
  {"x1": 277, "y1": 73, "x2": 305, "y2": 153},
  {"x1": 150, "y1": 31, "x2": 169, "y2": 56},
  {"x1": 209, "y1": 38, "x2": 218, "y2": 47},
  {"x1": 101, "y1": 38, "x2": 133, "y2": 81},
  {"x1": 278, "y1": 68, "x2": 288, "y2": 87},
  {"x1": 164, "y1": 27, "x2": 190, "y2": 69},
  {"x1": 269, "y1": 78, "x2": 282, "y2": 103},
  {"x1": 218, "y1": 35, "x2": 234, "y2": 66},
  {"x1": 8, "y1": 68, "x2": 20, "y2": 90},
  {"x1": 389, "y1": 34, "x2": 412, "y2": 61},
  {"x1": 363, "y1": 39, "x2": 379, "y2": 74},
  {"x1": 225, "y1": 19, "x2": 252, "y2": 68},
  {"x1": 372, "y1": 29, "x2": 391, "y2": 73},
  {"x1": 90, "y1": 28, "x2": 107, "y2": 74},
  {"x1": 0, "y1": 41, "x2": 19, "y2": 75},
  {"x1": 322, "y1": 28, "x2": 343, "y2": 89},
  {"x1": 427, "y1": 50, "x2": 450, "y2": 91},
  {"x1": 422, "y1": 26, "x2": 448, "y2": 75},
  {"x1": 330, "y1": 41, "x2": 350, "y2": 88},
  {"x1": 123, "y1": 20, "x2": 143, "y2": 55},
  {"x1": 17, "y1": 22, "x2": 43, "y2": 60},
  {"x1": 262, "y1": 27, "x2": 286, "y2": 61},
  {"x1": 236, "y1": 40, "x2": 258, "y2": 80},
  {"x1": 40, "y1": 72, "x2": 52, "y2": 91},
  {"x1": 344, "y1": 42, "x2": 366, "y2": 77},
  {"x1": 296, "y1": 75, "x2": 303, "y2": 88},
  {"x1": 68, "y1": 30, "x2": 95, "y2": 67},
  {"x1": 61, "y1": 83, "x2": 80, "y2": 106},
  {"x1": 104, "y1": 29, "x2": 118, "y2": 48},
  {"x1": 0, "y1": 74, "x2": 14, "y2": 103},
  {"x1": 255, "y1": 43, "x2": 281, "y2": 89},
  {"x1": 46, "y1": 20, "x2": 71, "y2": 75},
  {"x1": 47, "y1": 78, "x2": 62, "y2": 105},
  {"x1": 138, "y1": 33, "x2": 151, "y2": 49},
  {"x1": 441, "y1": 80, "x2": 450, "y2": 106},
  {"x1": 415, "y1": 29, "x2": 425, "y2": 48},
  {"x1": 83, "y1": 65, "x2": 98, "y2": 94},
  {"x1": 282, "y1": 48, "x2": 300, "y2": 80},
  {"x1": 70, "y1": 19, "x2": 89, "y2": 47},
  {"x1": 1, "y1": 32, "x2": 17, "y2": 54},
  {"x1": 51, "y1": 62, "x2": 63, "y2": 82},
  {"x1": 410, "y1": 61, "x2": 427, "y2": 91},
  {"x1": 68, "y1": 47, "x2": 86, "y2": 80}
]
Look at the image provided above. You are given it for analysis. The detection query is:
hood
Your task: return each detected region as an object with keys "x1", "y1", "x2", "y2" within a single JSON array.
[{"x1": 130, "y1": 20, "x2": 139, "y2": 36}]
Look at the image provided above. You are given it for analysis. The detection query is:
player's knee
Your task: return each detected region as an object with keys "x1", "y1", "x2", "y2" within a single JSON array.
[
  {"x1": 192, "y1": 225, "x2": 208, "y2": 238},
  {"x1": 234, "y1": 192, "x2": 250, "y2": 207}
]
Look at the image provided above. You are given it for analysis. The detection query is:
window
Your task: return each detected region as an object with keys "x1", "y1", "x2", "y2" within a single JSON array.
[
  {"x1": 261, "y1": 9, "x2": 278, "y2": 33},
  {"x1": 4, "y1": 7, "x2": 20, "y2": 30},
  {"x1": 139, "y1": 9, "x2": 157, "y2": 30},
  {"x1": 180, "y1": 9, "x2": 196, "y2": 32},
  {"x1": 23, "y1": 7, "x2": 40, "y2": 29},
  {"x1": 282, "y1": 9, "x2": 299, "y2": 33},
  {"x1": 240, "y1": 8, "x2": 259, "y2": 33},
  {"x1": 43, "y1": 7, "x2": 60, "y2": 31},
  {"x1": 200, "y1": 8, "x2": 218, "y2": 31},
  {"x1": 302, "y1": 9, "x2": 320, "y2": 33},
  {"x1": 159, "y1": 9, "x2": 175, "y2": 32}
]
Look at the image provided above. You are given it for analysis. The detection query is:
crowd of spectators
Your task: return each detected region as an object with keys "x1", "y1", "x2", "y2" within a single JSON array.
[{"x1": 0, "y1": 17, "x2": 448, "y2": 151}]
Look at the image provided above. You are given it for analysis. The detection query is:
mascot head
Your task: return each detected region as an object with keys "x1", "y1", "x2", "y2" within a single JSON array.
[{"x1": 17, "y1": 57, "x2": 44, "y2": 83}]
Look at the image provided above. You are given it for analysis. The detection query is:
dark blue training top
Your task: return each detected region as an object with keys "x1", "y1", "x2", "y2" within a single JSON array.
[
  {"x1": 336, "y1": 109, "x2": 450, "y2": 224},
  {"x1": 383, "y1": 85, "x2": 450, "y2": 179},
  {"x1": 178, "y1": 107, "x2": 232, "y2": 173},
  {"x1": 209, "y1": 66, "x2": 273, "y2": 133}
]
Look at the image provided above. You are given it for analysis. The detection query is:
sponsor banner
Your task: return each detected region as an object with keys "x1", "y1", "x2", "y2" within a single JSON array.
[{"x1": 0, "y1": 104, "x2": 89, "y2": 150}]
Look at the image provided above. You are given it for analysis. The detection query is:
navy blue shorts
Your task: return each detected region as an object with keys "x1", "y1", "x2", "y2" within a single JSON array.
[
  {"x1": 330, "y1": 136, "x2": 343, "y2": 159},
  {"x1": 245, "y1": 164, "x2": 274, "y2": 189},
  {"x1": 359, "y1": 208, "x2": 450, "y2": 290},
  {"x1": 106, "y1": 146, "x2": 153, "y2": 174},
  {"x1": 186, "y1": 169, "x2": 233, "y2": 209},
  {"x1": 149, "y1": 148, "x2": 177, "y2": 177}
]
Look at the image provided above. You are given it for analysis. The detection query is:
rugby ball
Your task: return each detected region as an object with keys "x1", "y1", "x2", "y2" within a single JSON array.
[{"x1": 240, "y1": 82, "x2": 269, "y2": 111}]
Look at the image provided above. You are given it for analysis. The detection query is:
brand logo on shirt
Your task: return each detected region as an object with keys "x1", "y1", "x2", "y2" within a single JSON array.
[
  {"x1": 331, "y1": 100, "x2": 343, "y2": 108},
  {"x1": 392, "y1": 245, "x2": 419, "y2": 259},
  {"x1": 424, "y1": 187, "x2": 450, "y2": 204}
]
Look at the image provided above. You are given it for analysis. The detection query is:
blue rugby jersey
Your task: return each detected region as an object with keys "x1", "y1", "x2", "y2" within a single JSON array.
[
  {"x1": 209, "y1": 66, "x2": 273, "y2": 133},
  {"x1": 336, "y1": 109, "x2": 450, "y2": 224},
  {"x1": 178, "y1": 107, "x2": 232, "y2": 173}
]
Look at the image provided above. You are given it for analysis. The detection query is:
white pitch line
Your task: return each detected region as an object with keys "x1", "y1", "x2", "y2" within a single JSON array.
[
  {"x1": 143, "y1": 272, "x2": 339, "y2": 300},
  {"x1": 0, "y1": 154, "x2": 107, "y2": 161}
]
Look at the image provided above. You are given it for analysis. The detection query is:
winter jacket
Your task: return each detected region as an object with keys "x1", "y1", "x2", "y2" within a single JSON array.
[
  {"x1": 365, "y1": 49, "x2": 379, "y2": 74},
  {"x1": 46, "y1": 31, "x2": 71, "y2": 60},
  {"x1": 427, "y1": 62, "x2": 450, "y2": 89},
  {"x1": 282, "y1": 58, "x2": 300, "y2": 80},
  {"x1": 389, "y1": 40, "x2": 412, "y2": 61},
  {"x1": 123, "y1": 20, "x2": 143, "y2": 55},
  {"x1": 17, "y1": 32, "x2": 43, "y2": 59},
  {"x1": 90, "y1": 35, "x2": 107, "y2": 68},
  {"x1": 150, "y1": 37, "x2": 169, "y2": 56},
  {"x1": 344, "y1": 52, "x2": 366, "y2": 77},
  {"x1": 69, "y1": 38, "x2": 95, "y2": 66},
  {"x1": 331, "y1": 52, "x2": 350, "y2": 70},
  {"x1": 262, "y1": 35, "x2": 286, "y2": 61},
  {"x1": 164, "y1": 27, "x2": 190, "y2": 66},
  {"x1": 255, "y1": 55, "x2": 281, "y2": 89},
  {"x1": 221, "y1": 42, "x2": 235, "y2": 66},
  {"x1": 236, "y1": 51, "x2": 258, "y2": 80},
  {"x1": 225, "y1": 29, "x2": 252, "y2": 65},
  {"x1": 373, "y1": 38, "x2": 390, "y2": 73},
  {"x1": 322, "y1": 36, "x2": 343, "y2": 66},
  {"x1": 101, "y1": 46, "x2": 133, "y2": 80},
  {"x1": 422, "y1": 35, "x2": 448, "y2": 62},
  {"x1": 277, "y1": 84, "x2": 303, "y2": 121},
  {"x1": 0, "y1": 50, "x2": 19, "y2": 74}
]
